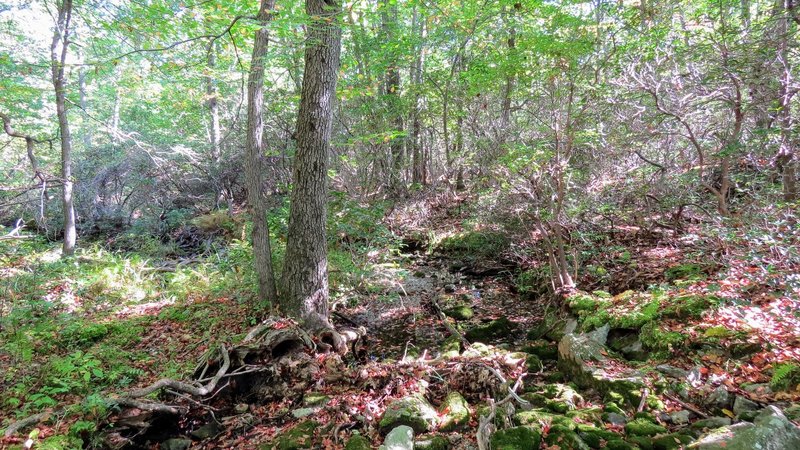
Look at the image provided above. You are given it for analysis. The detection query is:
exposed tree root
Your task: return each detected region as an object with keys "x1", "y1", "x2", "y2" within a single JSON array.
[{"x1": 2, "y1": 317, "x2": 317, "y2": 439}]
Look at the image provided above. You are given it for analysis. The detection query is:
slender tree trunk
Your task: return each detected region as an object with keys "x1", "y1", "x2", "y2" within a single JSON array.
[
  {"x1": 206, "y1": 41, "x2": 221, "y2": 163},
  {"x1": 51, "y1": 0, "x2": 76, "y2": 256},
  {"x1": 79, "y1": 67, "x2": 91, "y2": 149},
  {"x1": 381, "y1": 0, "x2": 404, "y2": 196},
  {"x1": 282, "y1": 0, "x2": 342, "y2": 332},
  {"x1": 410, "y1": 5, "x2": 426, "y2": 185},
  {"x1": 776, "y1": 0, "x2": 798, "y2": 201},
  {"x1": 244, "y1": 0, "x2": 279, "y2": 305}
]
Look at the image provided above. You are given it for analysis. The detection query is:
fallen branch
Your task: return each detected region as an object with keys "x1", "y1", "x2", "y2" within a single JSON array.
[
  {"x1": 430, "y1": 296, "x2": 470, "y2": 348},
  {"x1": 476, "y1": 375, "x2": 526, "y2": 450},
  {"x1": 664, "y1": 392, "x2": 708, "y2": 419},
  {"x1": 3, "y1": 410, "x2": 64, "y2": 438}
]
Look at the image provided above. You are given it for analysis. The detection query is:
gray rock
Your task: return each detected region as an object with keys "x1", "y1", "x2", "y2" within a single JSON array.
[
  {"x1": 670, "y1": 410, "x2": 692, "y2": 425},
  {"x1": 233, "y1": 403, "x2": 249, "y2": 414},
  {"x1": 439, "y1": 391, "x2": 470, "y2": 431},
  {"x1": 656, "y1": 364, "x2": 690, "y2": 379},
  {"x1": 444, "y1": 284, "x2": 456, "y2": 293},
  {"x1": 190, "y1": 422, "x2": 221, "y2": 440},
  {"x1": 292, "y1": 407, "x2": 320, "y2": 418},
  {"x1": 162, "y1": 438, "x2": 191, "y2": 450},
  {"x1": 742, "y1": 383, "x2": 773, "y2": 396},
  {"x1": 604, "y1": 412, "x2": 628, "y2": 426},
  {"x1": 704, "y1": 386, "x2": 732, "y2": 410},
  {"x1": 689, "y1": 406, "x2": 800, "y2": 450},
  {"x1": 379, "y1": 393, "x2": 439, "y2": 433},
  {"x1": 691, "y1": 417, "x2": 732, "y2": 430},
  {"x1": 558, "y1": 333, "x2": 606, "y2": 365},
  {"x1": 379, "y1": 425, "x2": 414, "y2": 450},
  {"x1": 587, "y1": 324, "x2": 611, "y2": 346},
  {"x1": 733, "y1": 395, "x2": 760, "y2": 417}
]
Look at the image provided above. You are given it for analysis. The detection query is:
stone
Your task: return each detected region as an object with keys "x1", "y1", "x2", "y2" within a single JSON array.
[
  {"x1": 690, "y1": 417, "x2": 731, "y2": 430},
  {"x1": 190, "y1": 422, "x2": 222, "y2": 440},
  {"x1": 703, "y1": 386, "x2": 731, "y2": 410},
  {"x1": 269, "y1": 421, "x2": 319, "y2": 450},
  {"x1": 379, "y1": 426, "x2": 414, "y2": 450},
  {"x1": 587, "y1": 324, "x2": 611, "y2": 346},
  {"x1": 575, "y1": 423, "x2": 619, "y2": 447},
  {"x1": 291, "y1": 407, "x2": 320, "y2": 418},
  {"x1": 741, "y1": 383, "x2": 773, "y2": 396},
  {"x1": 669, "y1": 410, "x2": 692, "y2": 425},
  {"x1": 515, "y1": 409, "x2": 575, "y2": 429},
  {"x1": 656, "y1": 364, "x2": 689, "y2": 379},
  {"x1": 443, "y1": 305, "x2": 474, "y2": 320},
  {"x1": 689, "y1": 406, "x2": 800, "y2": 450},
  {"x1": 603, "y1": 412, "x2": 628, "y2": 426},
  {"x1": 625, "y1": 418, "x2": 668, "y2": 437},
  {"x1": 544, "y1": 424, "x2": 591, "y2": 449},
  {"x1": 438, "y1": 391, "x2": 470, "y2": 431},
  {"x1": 465, "y1": 317, "x2": 514, "y2": 343},
  {"x1": 490, "y1": 426, "x2": 542, "y2": 450},
  {"x1": 303, "y1": 393, "x2": 330, "y2": 407},
  {"x1": 733, "y1": 395, "x2": 760, "y2": 417},
  {"x1": 414, "y1": 435, "x2": 449, "y2": 450},
  {"x1": 234, "y1": 403, "x2": 249, "y2": 414},
  {"x1": 444, "y1": 284, "x2": 456, "y2": 293},
  {"x1": 344, "y1": 434, "x2": 372, "y2": 450},
  {"x1": 522, "y1": 340, "x2": 559, "y2": 361},
  {"x1": 380, "y1": 394, "x2": 438, "y2": 433},
  {"x1": 162, "y1": 438, "x2": 191, "y2": 450},
  {"x1": 651, "y1": 432, "x2": 693, "y2": 450},
  {"x1": 606, "y1": 441, "x2": 637, "y2": 450},
  {"x1": 609, "y1": 333, "x2": 648, "y2": 361}
]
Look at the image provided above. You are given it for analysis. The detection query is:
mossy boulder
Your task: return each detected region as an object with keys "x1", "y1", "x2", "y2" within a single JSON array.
[
  {"x1": 268, "y1": 421, "x2": 319, "y2": 449},
  {"x1": 443, "y1": 305, "x2": 474, "y2": 320},
  {"x1": 379, "y1": 426, "x2": 414, "y2": 450},
  {"x1": 566, "y1": 407, "x2": 603, "y2": 424},
  {"x1": 605, "y1": 440, "x2": 638, "y2": 450},
  {"x1": 544, "y1": 424, "x2": 591, "y2": 449},
  {"x1": 438, "y1": 391, "x2": 470, "y2": 431},
  {"x1": 465, "y1": 317, "x2": 514, "y2": 343},
  {"x1": 415, "y1": 435, "x2": 449, "y2": 450},
  {"x1": 514, "y1": 409, "x2": 575, "y2": 429},
  {"x1": 688, "y1": 406, "x2": 800, "y2": 449},
  {"x1": 625, "y1": 419, "x2": 668, "y2": 437},
  {"x1": 652, "y1": 432, "x2": 694, "y2": 450},
  {"x1": 344, "y1": 434, "x2": 371, "y2": 450},
  {"x1": 380, "y1": 394, "x2": 438, "y2": 433},
  {"x1": 522, "y1": 340, "x2": 559, "y2": 360},
  {"x1": 575, "y1": 423, "x2": 621, "y2": 448},
  {"x1": 490, "y1": 426, "x2": 542, "y2": 450}
]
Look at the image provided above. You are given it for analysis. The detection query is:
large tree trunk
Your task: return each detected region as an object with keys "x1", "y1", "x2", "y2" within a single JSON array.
[
  {"x1": 281, "y1": 0, "x2": 342, "y2": 333},
  {"x1": 244, "y1": 0, "x2": 279, "y2": 305},
  {"x1": 776, "y1": 0, "x2": 798, "y2": 202},
  {"x1": 410, "y1": 5, "x2": 426, "y2": 185},
  {"x1": 51, "y1": 0, "x2": 76, "y2": 257}
]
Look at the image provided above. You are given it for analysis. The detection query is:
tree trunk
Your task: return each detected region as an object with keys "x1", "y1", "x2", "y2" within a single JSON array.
[
  {"x1": 382, "y1": 0, "x2": 404, "y2": 196},
  {"x1": 51, "y1": 0, "x2": 76, "y2": 257},
  {"x1": 79, "y1": 67, "x2": 91, "y2": 149},
  {"x1": 281, "y1": 0, "x2": 342, "y2": 332},
  {"x1": 244, "y1": 0, "x2": 279, "y2": 305},
  {"x1": 206, "y1": 41, "x2": 221, "y2": 163},
  {"x1": 776, "y1": 0, "x2": 798, "y2": 202},
  {"x1": 410, "y1": 5, "x2": 426, "y2": 185}
]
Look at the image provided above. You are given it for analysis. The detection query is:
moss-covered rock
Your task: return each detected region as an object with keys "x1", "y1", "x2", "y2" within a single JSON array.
[
  {"x1": 380, "y1": 394, "x2": 438, "y2": 433},
  {"x1": 625, "y1": 419, "x2": 668, "y2": 437},
  {"x1": 415, "y1": 434, "x2": 449, "y2": 450},
  {"x1": 443, "y1": 305, "x2": 474, "y2": 320},
  {"x1": 490, "y1": 426, "x2": 542, "y2": 450},
  {"x1": 575, "y1": 423, "x2": 621, "y2": 448},
  {"x1": 267, "y1": 421, "x2": 319, "y2": 450},
  {"x1": 627, "y1": 435, "x2": 655, "y2": 449},
  {"x1": 514, "y1": 409, "x2": 575, "y2": 429},
  {"x1": 344, "y1": 434, "x2": 372, "y2": 450},
  {"x1": 465, "y1": 317, "x2": 514, "y2": 343},
  {"x1": 605, "y1": 440, "x2": 638, "y2": 450},
  {"x1": 438, "y1": 391, "x2": 470, "y2": 431},
  {"x1": 522, "y1": 340, "x2": 559, "y2": 360},
  {"x1": 651, "y1": 432, "x2": 694, "y2": 450},
  {"x1": 544, "y1": 424, "x2": 591, "y2": 449},
  {"x1": 566, "y1": 407, "x2": 603, "y2": 424}
]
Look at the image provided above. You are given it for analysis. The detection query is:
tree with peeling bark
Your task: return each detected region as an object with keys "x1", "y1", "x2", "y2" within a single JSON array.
[
  {"x1": 244, "y1": 0, "x2": 279, "y2": 306},
  {"x1": 50, "y1": 0, "x2": 77, "y2": 256},
  {"x1": 281, "y1": 0, "x2": 344, "y2": 346}
]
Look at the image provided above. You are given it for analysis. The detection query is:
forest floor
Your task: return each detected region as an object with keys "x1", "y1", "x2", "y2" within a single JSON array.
[{"x1": 1, "y1": 191, "x2": 799, "y2": 449}]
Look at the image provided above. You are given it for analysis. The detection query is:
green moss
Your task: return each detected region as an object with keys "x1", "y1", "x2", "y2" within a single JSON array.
[
  {"x1": 344, "y1": 434, "x2": 371, "y2": 450},
  {"x1": 437, "y1": 230, "x2": 509, "y2": 261},
  {"x1": 566, "y1": 408, "x2": 603, "y2": 423},
  {"x1": 665, "y1": 263, "x2": 705, "y2": 281},
  {"x1": 522, "y1": 341, "x2": 558, "y2": 361},
  {"x1": 626, "y1": 435, "x2": 654, "y2": 449},
  {"x1": 639, "y1": 322, "x2": 686, "y2": 353},
  {"x1": 465, "y1": 317, "x2": 514, "y2": 343},
  {"x1": 605, "y1": 440, "x2": 637, "y2": 450},
  {"x1": 415, "y1": 435, "x2": 449, "y2": 450},
  {"x1": 379, "y1": 394, "x2": 438, "y2": 433},
  {"x1": 651, "y1": 432, "x2": 693, "y2": 450},
  {"x1": 443, "y1": 305, "x2": 474, "y2": 320},
  {"x1": 439, "y1": 392, "x2": 470, "y2": 431},
  {"x1": 515, "y1": 409, "x2": 575, "y2": 429},
  {"x1": 569, "y1": 292, "x2": 606, "y2": 312},
  {"x1": 526, "y1": 354, "x2": 543, "y2": 372},
  {"x1": 544, "y1": 424, "x2": 591, "y2": 449},
  {"x1": 269, "y1": 421, "x2": 319, "y2": 450},
  {"x1": 490, "y1": 426, "x2": 542, "y2": 450},
  {"x1": 575, "y1": 423, "x2": 620, "y2": 448},
  {"x1": 624, "y1": 419, "x2": 667, "y2": 437}
]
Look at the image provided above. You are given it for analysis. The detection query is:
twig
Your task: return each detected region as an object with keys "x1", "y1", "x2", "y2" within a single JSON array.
[
  {"x1": 664, "y1": 392, "x2": 709, "y2": 419},
  {"x1": 3, "y1": 410, "x2": 64, "y2": 438}
]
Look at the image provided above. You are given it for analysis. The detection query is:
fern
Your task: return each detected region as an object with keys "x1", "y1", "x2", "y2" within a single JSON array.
[{"x1": 770, "y1": 363, "x2": 800, "y2": 390}]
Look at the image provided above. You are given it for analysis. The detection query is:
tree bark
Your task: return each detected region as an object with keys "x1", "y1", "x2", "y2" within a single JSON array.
[
  {"x1": 382, "y1": 0, "x2": 404, "y2": 196},
  {"x1": 410, "y1": 5, "x2": 426, "y2": 185},
  {"x1": 244, "y1": 0, "x2": 279, "y2": 305},
  {"x1": 281, "y1": 0, "x2": 342, "y2": 332},
  {"x1": 776, "y1": 0, "x2": 798, "y2": 202},
  {"x1": 51, "y1": 0, "x2": 76, "y2": 256}
]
